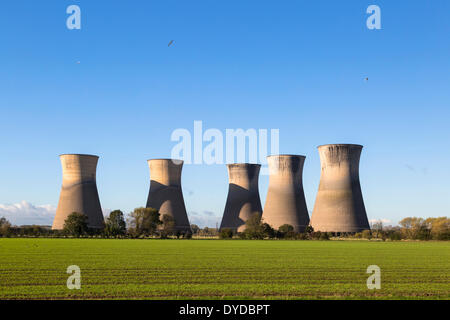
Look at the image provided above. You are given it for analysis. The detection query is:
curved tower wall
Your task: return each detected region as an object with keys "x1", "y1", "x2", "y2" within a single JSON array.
[
  {"x1": 146, "y1": 159, "x2": 191, "y2": 232},
  {"x1": 310, "y1": 144, "x2": 370, "y2": 232},
  {"x1": 52, "y1": 154, "x2": 104, "y2": 230},
  {"x1": 262, "y1": 155, "x2": 310, "y2": 232},
  {"x1": 220, "y1": 164, "x2": 262, "y2": 232}
]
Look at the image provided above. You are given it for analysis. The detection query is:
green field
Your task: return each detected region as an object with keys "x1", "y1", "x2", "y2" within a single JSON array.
[{"x1": 0, "y1": 239, "x2": 448, "y2": 299}]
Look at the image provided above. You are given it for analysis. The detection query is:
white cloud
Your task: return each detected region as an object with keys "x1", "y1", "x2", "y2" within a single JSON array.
[
  {"x1": 369, "y1": 218, "x2": 393, "y2": 225},
  {"x1": 0, "y1": 201, "x2": 56, "y2": 226},
  {"x1": 188, "y1": 211, "x2": 221, "y2": 228}
]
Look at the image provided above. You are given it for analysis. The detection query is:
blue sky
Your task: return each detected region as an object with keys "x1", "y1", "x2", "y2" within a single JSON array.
[{"x1": 0, "y1": 0, "x2": 449, "y2": 226}]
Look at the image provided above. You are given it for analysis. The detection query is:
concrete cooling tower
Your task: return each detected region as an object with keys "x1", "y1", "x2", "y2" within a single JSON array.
[
  {"x1": 146, "y1": 159, "x2": 191, "y2": 232},
  {"x1": 310, "y1": 144, "x2": 370, "y2": 233},
  {"x1": 52, "y1": 154, "x2": 104, "y2": 230},
  {"x1": 220, "y1": 164, "x2": 263, "y2": 232},
  {"x1": 262, "y1": 155, "x2": 310, "y2": 232}
]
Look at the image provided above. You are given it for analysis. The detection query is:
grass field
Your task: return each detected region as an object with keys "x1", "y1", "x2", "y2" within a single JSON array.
[{"x1": 0, "y1": 239, "x2": 448, "y2": 299}]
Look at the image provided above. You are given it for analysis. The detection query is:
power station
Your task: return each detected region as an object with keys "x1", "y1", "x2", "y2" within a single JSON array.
[
  {"x1": 220, "y1": 163, "x2": 262, "y2": 232},
  {"x1": 262, "y1": 155, "x2": 310, "y2": 232},
  {"x1": 310, "y1": 144, "x2": 370, "y2": 233},
  {"x1": 146, "y1": 159, "x2": 191, "y2": 233},
  {"x1": 50, "y1": 144, "x2": 370, "y2": 233},
  {"x1": 52, "y1": 154, "x2": 104, "y2": 230}
]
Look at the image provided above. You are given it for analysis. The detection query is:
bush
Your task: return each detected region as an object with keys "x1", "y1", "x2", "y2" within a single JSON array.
[
  {"x1": 261, "y1": 223, "x2": 276, "y2": 239},
  {"x1": 63, "y1": 212, "x2": 89, "y2": 237},
  {"x1": 388, "y1": 230, "x2": 402, "y2": 241},
  {"x1": 161, "y1": 214, "x2": 176, "y2": 238},
  {"x1": 319, "y1": 232, "x2": 329, "y2": 240},
  {"x1": 128, "y1": 207, "x2": 162, "y2": 237},
  {"x1": 104, "y1": 210, "x2": 126, "y2": 237},
  {"x1": 219, "y1": 228, "x2": 233, "y2": 239},
  {"x1": 0, "y1": 217, "x2": 12, "y2": 237},
  {"x1": 277, "y1": 224, "x2": 296, "y2": 239},
  {"x1": 361, "y1": 230, "x2": 372, "y2": 239},
  {"x1": 296, "y1": 232, "x2": 309, "y2": 240}
]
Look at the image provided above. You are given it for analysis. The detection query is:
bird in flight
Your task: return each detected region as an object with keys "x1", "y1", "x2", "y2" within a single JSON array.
[
  {"x1": 364, "y1": 77, "x2": 369, "y2": 81},
  {"x1": 168, "y1": 40, "x2": 175, "y2": 47}
]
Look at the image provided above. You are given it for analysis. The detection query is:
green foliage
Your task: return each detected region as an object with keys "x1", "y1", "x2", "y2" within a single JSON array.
[
  {"x1": 425, "y1": 217, "x2": 450, "y2": 240},
  {"x1": 219, "y1": 228, "x2": 233, "y2": 239},
  {"x1": 304, "y1": 225, "x2": 314, "y2": 234},
  {"x1": 239, "y1": 214, "x2": 265, "y2": 239},
  {"x1": 261, "y1": 223, "x2": 276, "y2": 239},
  {"x1": 104, "y1": 210, "x2": 126, "y2": 237},
  {"x1": 278, "y1": 224, "x2": 294, "y2": 233},
  {"x1": 63, "y1": 212, "x2": 89, "y2": 237},
  {"x1": 361, "y1": 230, "x2": 372, "y2": 239},
  {"x1": 160, "y1": 214, "x2": 176, "y2": 238},
  {"x1": 399, "y1": 217, "x2": 431, "y2": 240},
  {"x1": 277, "y1": 224, "x2": 296, "y2": 239},
  {"x1": 128, "y1": 207, "x2": 162, "y2": 237},
  {"x1": 190, "y1": 224, "x2": 200, "y2": 235},
  {"x1": 388, "y1": 230, "x2": 402, "y2": 241},
  {"x1": 0, "y1": 217, "x2": 12, "y2": 237},
  {"x1": 319, "y1": 232, "x2": 331, "y2": 240}
]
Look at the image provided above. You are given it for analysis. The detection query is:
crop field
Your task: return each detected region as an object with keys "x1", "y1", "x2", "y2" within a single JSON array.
[{"x1": 0, "y1": 239, "x2": 448, "y2": 299}]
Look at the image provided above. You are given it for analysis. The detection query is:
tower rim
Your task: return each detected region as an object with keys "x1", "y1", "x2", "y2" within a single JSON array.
[
  {"x1": 267, "y1": 154, "x2": 306, "y2": 159},
  {"x1": 59, "y1": 154, "x2": 99, "y2": 158},
  {"x1": 147, "y1": 158, "x2": 184, "y2": 162},
  {"x1": 317, "y1": 143, "x2": 363, "y2": 149}
]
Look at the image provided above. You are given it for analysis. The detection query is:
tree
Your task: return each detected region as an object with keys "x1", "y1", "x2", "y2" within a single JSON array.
[
  {"x1": 399, "y1": 217, "x2": 430, "y2": 240},
  {"x1": 371, "y1": 221, "x2": 383, "y2": 239},
  {"x1": 278, "y1": 224, "x2": 294, "y2": 233},
  {"x1": 261, "y1": 223, "x2": 276, "y2": 239},
  {"x1": 104, "y1": 210, "x2": 126, "y2": 237},
  {"x1": 219, "y1": 228, "x2": 233, "y2": 239},
  {"x1": 278, "y1": 224, "x2": 295, "y2": 239},
  {"x1": 63, "y1": 212, "x2": 89, "y2": 237},
  {"x1": 304, "y1": 225, "x2": 314, "y2": 234},
  {"x1": 426, "y1": 217, "x2": 450, "y2": 240},
  {"x1": 319, "y1": 232, "x2": 330, "y2": 240},
  {"x1": 0, "y1": 217, "x2": 11, "y2": 237},
  {"x1": 190, "y1": 224, "x2": 200, "y2": 235},
  {"x1": 241, "y1": 214, "x2": 264, "y2": 239},
  {"x1": 161, "y1": 214, "x2": 176, "y2": 238},
  {"x1": 128, "y1": 207, "x2": 162, "y2": 237},
  {"x1": 361, "y1": 229, "x2": 372, "y2": 239}
]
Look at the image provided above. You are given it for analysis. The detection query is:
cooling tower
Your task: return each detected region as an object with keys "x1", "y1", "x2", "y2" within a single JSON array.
[
  {"x1": 52, "y1": 154, "x2": 104, "y2": 230},
  {"x1": 262, "y1": 155, "x2": 310, "y2": 232},
  {"x1": 146, "y1": 159, "x2": 191, "y2": 232},
  {"x1": 310, "y1": 144, "x2": 370, "y2": 233},
  {"x1": 220, "y1": 163, "x2": 262, "y2": 232}
]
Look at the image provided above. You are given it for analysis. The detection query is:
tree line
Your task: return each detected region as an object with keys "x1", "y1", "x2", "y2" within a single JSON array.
[
  {"x1": 0, "y1": 212, "x2": 448, "y2": 241},
  {"x1": 0, "y1": 208, "x2": 192, "y2": 239},
  {"x1": 217, "y1": 215, "x2": 450, "y2": 241}
]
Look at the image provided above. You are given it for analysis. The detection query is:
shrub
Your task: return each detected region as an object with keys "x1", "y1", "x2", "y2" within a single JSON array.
[
  {"x1": 319, "y1": 232, "x2": 330, "y2": 240},
  {"x1": 63, "y1": 212, "x2": 89, "y2": 237},
  {"x1": 219, "y1": 228, "x2": 233, "y2": 239},
  {"x1": 128, "y1": 207, "x2": 162, "y2": 237},
  {"x1": 277, "y1": 224, "x2": 296, "y2": 239},
  {"x1": 104, "y1": 210, "x2": 126, "y2": 237},
  {"x1": 361, "y1": 229, "x2": 372, "y2": 239}
]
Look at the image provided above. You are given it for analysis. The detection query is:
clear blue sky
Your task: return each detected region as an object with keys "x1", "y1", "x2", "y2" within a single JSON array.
[{"x1": 0, "y1": 0, "x2": 449, "y2": 226}]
